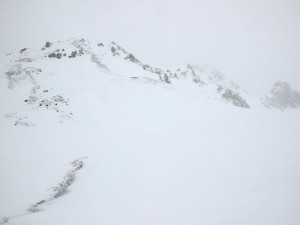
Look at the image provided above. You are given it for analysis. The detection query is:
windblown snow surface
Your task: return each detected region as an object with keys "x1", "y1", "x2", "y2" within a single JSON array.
[{"x1": 0, "y1": 39, "x2": 300, "y2": 225}]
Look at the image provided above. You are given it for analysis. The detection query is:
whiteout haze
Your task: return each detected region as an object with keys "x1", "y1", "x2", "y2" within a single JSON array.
[{"x1": 0, "y1": 38, "x2": 299, "y2": 225}]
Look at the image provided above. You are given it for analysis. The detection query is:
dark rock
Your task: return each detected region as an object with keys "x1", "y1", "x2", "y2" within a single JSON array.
[
  {"x1": 222, "y1": 89, "x2": 250, "y2": 108},
  {"x1": 20, "y1": 48, "x2": 27, "y2": 53},
  {"x1": 45, "y1": 42, "x2": 52, "y2": 48},
  {"x1": 48, "y1": 52, "x2": 62, "y2": 59},
  {"x1": 78, "y1": 49, "x2": 84, "y2": 56},
  {"x1": 155, "y1": 68, "x2": 161, "y2": 75},
  {"x1": 36, "y1": 200, "x2": 45, "y2": 205},
  {"x1": 217, "y1": 85, "x2": 224, "y2": 92},
  {"x1": 68, "y1": 51, "x2": 77, "y2": 58},
  {"x1": 164, "y1": 74, "x2": 171, "y2": 84},
  {"x1": 125, "y1": 53, "x2": 137, "y2": 62}
]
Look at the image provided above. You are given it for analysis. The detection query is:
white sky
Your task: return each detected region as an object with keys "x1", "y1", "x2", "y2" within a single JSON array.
[{"x1": 1, "y1": 0, "x2": 300, "y2": 96}]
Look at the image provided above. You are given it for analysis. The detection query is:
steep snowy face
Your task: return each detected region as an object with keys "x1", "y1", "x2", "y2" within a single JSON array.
[
  {"x1": 262, "y1": 81, "x2": 300, "y2": 110},
  {"x1": 0, "y1": 38, "x2": 251, "y2": 109}
]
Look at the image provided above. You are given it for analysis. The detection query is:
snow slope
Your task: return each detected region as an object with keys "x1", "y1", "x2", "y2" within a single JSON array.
[{"x1": 0, "y1": 39, "x2": 300, "y2": 225}]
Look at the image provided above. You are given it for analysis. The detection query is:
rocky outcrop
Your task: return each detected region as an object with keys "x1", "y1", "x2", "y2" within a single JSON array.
[
  {"x1": 42, "y1": 42, "x2": 52, "y2": 50},
  {"x1": 221, "y1": 88, "x2": 250, "y2": 108},
  {"x1": 217, "y1": 86, "x2": 249, "y2": 108},
  {"x1": 262, "y1": 81, "x2": 300, "y2": 110},
  {"x1": 48, "y1": 52, "x2": 62, "y2": 59},
  {"x1": 19, "y1": 48, "x2": 27, "y2": 53}
]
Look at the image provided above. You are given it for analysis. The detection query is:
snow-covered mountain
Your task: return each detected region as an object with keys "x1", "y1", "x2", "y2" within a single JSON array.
[
  {"x1": 1, "y1": 39, "x2": 300, "y2": 225},
  {"x1": 1, "y1": 38, "x2": 251, "y2": 112}
]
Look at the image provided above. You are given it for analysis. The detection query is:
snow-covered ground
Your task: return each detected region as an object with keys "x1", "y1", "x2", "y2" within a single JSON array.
[{"x1": 0, "y1": 39, "x2": 300, "y2": 225}]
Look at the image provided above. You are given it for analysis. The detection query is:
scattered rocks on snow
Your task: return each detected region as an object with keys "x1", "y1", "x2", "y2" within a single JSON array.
[
  {"x1": 14, "y1": 120, "x2": 34, "y2": 127},
  {"x1": 48, "y1": 52, "x2": 62, "y2": 59},
  {"x1": 24, "y1": 96, "x2": 38, "y2": 104},
  {"x1": 27, "y1": 157, "x2": 86, "y2": 213},
  {"x1": 36, "y1": 94, "x2": 70, "y2": 109},
  {"x1": 21, "y1": 91, "x2": 73, "y2": 124},
  {"x1": 0, "y1": 157, "x2": 86, "y2": 224},
  {"x1": 68, "y1": 51, "x2": 77, "y2": 58},
  {"x1": 4, "y1": 113, "x2": 34, "y2": 127}
]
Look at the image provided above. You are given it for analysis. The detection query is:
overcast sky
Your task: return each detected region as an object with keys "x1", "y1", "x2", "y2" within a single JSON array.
[{"x1": 1, "y1": 0, "x2": 300, "y2": 96}]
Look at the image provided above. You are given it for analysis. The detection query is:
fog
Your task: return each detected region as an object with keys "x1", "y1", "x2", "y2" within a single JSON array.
[{"x1": 1, "y1": 0, "x2": 300, "y2": 96}]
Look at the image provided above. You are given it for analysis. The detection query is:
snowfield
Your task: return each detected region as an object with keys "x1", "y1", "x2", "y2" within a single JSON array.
[{"x1": 0, "y1": 39, "x2": 300, "y2": 225}]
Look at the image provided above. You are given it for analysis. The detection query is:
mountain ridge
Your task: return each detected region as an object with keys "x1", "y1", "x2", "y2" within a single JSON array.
[
  {"x1": 1, "y1": 38, "x2": 299, "y2": 111},
  {"x1": 1, "y1": 38, "x2": 250, "y2": 109}
]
